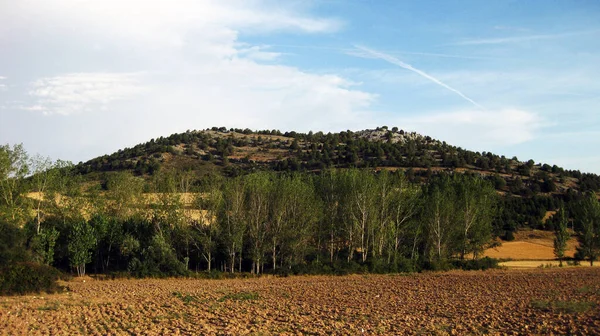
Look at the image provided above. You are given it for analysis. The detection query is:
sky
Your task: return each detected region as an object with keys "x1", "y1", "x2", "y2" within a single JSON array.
[{"x1": 1, "y1": 0, "x2": 599, "y2": 173}]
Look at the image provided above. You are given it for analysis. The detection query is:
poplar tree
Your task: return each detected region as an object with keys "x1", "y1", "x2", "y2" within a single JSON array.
[
  {"x1": 68, "y1": 220, "x2": 96, "y2": 277},
  {"x1": 553, "y1": 207, "x2": 569, "y2": 266},
  {"x1": 575, "y1": 194, "x2": 600, "y2": 266}
]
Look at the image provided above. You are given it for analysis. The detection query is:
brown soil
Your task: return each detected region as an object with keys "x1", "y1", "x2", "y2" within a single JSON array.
[{"x1": 1, "y1": 268, "x2": 599, "y2": 335}]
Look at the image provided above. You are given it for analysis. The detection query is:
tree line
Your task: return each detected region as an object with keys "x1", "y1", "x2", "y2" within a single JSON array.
[{"x1": 2, "y1": 143, "x2": 600, "y2": 283}]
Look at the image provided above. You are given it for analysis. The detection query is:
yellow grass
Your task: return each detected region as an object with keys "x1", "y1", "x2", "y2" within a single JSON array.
[
  {"x1": 542, "y1": 210, "x2": 557, "y2": 223},
  {"x1": 484, "y1": 229, "x2": 579, "y2": 261},
  {"x1": 484, "y1": 240, "x2": 577, "y2": 260},
  {"x1": 499, "y1": 260, "x2": 600, "y2": 268}
]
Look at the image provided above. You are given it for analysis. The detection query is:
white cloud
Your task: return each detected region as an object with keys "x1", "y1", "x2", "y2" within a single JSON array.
[
  {"x1": 28, "y1": 73, "x2": 145, "y2": 115},
  {"x1": 1, "y1": 1, "x2": 341, "y2": 47},
  {"x1": 2, "y1": 0, "x2": 374, "y2": 162},
  {"x1": 237, "y1": 46, "x2": 282, "y2": 61},
  {"x1": 401, "y1": 109, "x2": 542, "y2": 148}
]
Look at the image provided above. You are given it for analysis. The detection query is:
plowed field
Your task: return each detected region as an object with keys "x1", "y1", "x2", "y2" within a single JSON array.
[{"x1": 1, "y1": 268, "x2": 599, "y2": 335}]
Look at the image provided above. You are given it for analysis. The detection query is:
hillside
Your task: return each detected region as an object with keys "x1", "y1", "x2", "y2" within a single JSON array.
[
  {"x1": 76, "y1": 126, "x2": 599, "y2": 194},
  {"x1": 72, "y1": 126, "x2": 600, "y2": 235}
]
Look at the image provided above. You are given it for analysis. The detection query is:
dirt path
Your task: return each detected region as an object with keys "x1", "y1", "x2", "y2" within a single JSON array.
[{"x1": 1, "y1": 268, "x2": 599, "y2": 335}]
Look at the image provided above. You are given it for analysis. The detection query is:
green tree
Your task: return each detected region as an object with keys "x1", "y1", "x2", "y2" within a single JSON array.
[
  {"x1": 221, "y1": 177, "x2": 247, "y2": 273},
  {"x1": 314, "y1": 169, "x2": 351, "y2": 263},
  {"x1": 244, "y1": 172, "x2": 272, "y2": 274},
  {"x1": 141, "y1": 234, "x2": 187, "y2": 276},
  {"x1": 348, "y1": 169, "x2": 377, "y2": 262},
  {"x1": 30, "y1": 155, "x2": 55, "y2": 234},
  {"x1": 574, "y1": 194, "x2": 600, "y2": 266},
  {"x1": 0, "y1": 144, "x2": 30, "y2": 224},
  {"x1": 68, "y1": 221, "x2": 96, "y2": 276},
  {"x1": 30, "y1": 226, "x2": 60, "y2": 266},
  {"x1": 90, "y1": 213, "x2": 122, "y2": 272},
  {"x1": 387, "y1": 172, "x2": 420, "y2": 264},
  {"x1": 423, "y1": 176, "x2": 458, "y2": 262},
  {"x1": 270, "y1": 174, "x2": 320, "y2": 269},
  {"x1": 455, "y1": 175, "x2": 497, "y2": 260},
  {"x1": 192, "y1": 175, "x2": 223, "y2": 271},
  {"x1": 106, "y1": 171, "x2": 143, "y2": 218},
  {"x1": 553, "y1": 207, "x2": 570, "y2": 266}
]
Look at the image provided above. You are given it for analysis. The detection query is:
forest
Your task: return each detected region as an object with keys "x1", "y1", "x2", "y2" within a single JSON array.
[{"x1": 1, "y1": 129, "x2": 600, "y2": 293}]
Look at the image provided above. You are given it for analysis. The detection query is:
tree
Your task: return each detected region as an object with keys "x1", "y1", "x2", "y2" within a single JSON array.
[
  {"x1": 386, "y1": 171, "x2": 420, "y2": 264},
  {"x1": 423, "y1": 176, "x2": 458, "y2": 262},
  {"x1": 0, "y1": 144, "x2": 30, "y2": 224},
  {"x1": 455, "y1": 175, "x2": 497, "y2": 260},
  {"x1": 142, "y1": 234, "x2": 187, "y2": 276},
  {"x1": 245, "y1": 172, "x2": 272, "y2": 274},
  {"x1": 30, "y1": 155, "x2": 55, "y2": 234},
  {"x1": 68, "y1": 220, "x2": 96, "y2": 276},
  {"x1": 348, "y1": 169, "x2": 377, "y2": 262},
  {"x1": 30, "y1": 226, "x2": 60, "y2": 266},
  {"x1": 106, "y1": 171, "x2": 143, "y2": 218},
  {"x1": 314, "y1": 169, "x2": 351, "y2": 263},
  {"x1": 270, "y1": 174, "x2": 320, "y2": 269},
  {"x1": 90, "y1": 213, "x2": 122, "y2": 272},
  {"x1": 192, "y1": 175, "x2": 223, "y2": 271},
  {"x1": 221, "y1": 177, "x2": 246, "y2": 273},
  {"x1": 574, "y1": 194, "x2": 600, "y2": 266},
  {"x1": 553, "y1": 207, "x2": 569, "y2": 266}
]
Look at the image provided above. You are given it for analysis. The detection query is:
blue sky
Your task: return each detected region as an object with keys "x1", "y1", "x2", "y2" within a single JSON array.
[{"x1": 1, "y1": 0, "x2": 599, "y2": 173}]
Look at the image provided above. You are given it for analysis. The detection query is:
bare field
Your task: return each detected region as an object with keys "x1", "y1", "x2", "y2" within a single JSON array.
[{"x1": 1, "y1": 269, "x2": 600, "y2": 335}]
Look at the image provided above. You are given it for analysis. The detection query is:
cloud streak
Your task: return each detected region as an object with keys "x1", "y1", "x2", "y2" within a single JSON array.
[
  {"x1": 274, "y1": 44, "x2": 506, "y2": 61},
  {"x1": 354, "y1": 45, "x2": 484, "y2": 109},
  {"x1": 453, "y1": 30, "x2": 600, "y2": 46}
]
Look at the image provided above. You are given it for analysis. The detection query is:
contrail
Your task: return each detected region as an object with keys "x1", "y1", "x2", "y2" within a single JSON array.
[{"x1": 355, "y1": 45, "x2": 485, "y2": 110}]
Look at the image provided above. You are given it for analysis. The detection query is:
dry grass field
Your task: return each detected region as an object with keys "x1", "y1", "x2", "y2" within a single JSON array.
[
  {"x1": 499, "y1": 260, "x2": 600, "y2": 268},
  {"x1": 483, "y1": 229, "x2": 579, "y2": 262},
  {"x1": 1, "y1": 268, "x2": 599, "y2": 335}
]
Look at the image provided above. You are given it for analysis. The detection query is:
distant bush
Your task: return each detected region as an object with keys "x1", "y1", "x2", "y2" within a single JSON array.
[
  {"x1": 0, "y1": 262, "x2": 63, "y2": 295},
  {"x1": 503, "y1": 230, "x2": 515, "y2": 241},
  {"x1": 423, "y1": 259, "x2": 453, "y2": 272},
  {"x1": 369, "y1": 257, "x2": 416, "y2": 274},
  {"x1": 0, "y1": 221, "x2": 29, "y2": 265},
  {"x1": 452, "y1": 257, "x2": 499, "y2": 271},
  {"x1": 128, "y1": 235, "x2": 189, "y2": 278}
]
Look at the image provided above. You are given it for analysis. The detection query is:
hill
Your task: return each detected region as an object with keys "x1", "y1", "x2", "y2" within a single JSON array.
[
  {"x1": 73, "y1": 126, "x2": 600, "y2": 235},
  {"x1": 76, "y1": 126, "x2": 599, "y2": 193}
]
